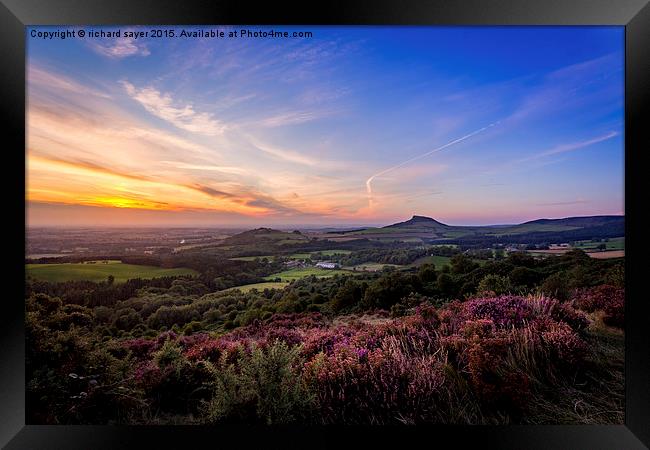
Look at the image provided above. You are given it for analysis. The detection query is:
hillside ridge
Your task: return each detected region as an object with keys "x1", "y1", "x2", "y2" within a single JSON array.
[{"x1": 385, "y1": 215, "x2": 450, "y2": 229}]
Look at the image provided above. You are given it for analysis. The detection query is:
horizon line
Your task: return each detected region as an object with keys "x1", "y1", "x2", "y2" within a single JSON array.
[{"x1": 26, "y1": 212, "x2": 625, "y2": 230}]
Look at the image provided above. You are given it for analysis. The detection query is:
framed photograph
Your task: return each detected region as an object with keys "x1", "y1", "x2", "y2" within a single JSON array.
[{"x1": 2, "y1": 0, "x2": 649, "y2": 448}]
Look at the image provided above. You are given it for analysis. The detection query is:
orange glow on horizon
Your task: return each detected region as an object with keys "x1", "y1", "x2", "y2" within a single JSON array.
[{"x1": 27, "y1": 154, "x2": 274, "y2": 215}]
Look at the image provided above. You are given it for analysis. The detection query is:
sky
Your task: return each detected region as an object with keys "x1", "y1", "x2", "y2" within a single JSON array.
[{"x1": 26, "y1": 26, "x2": 624, "y2": 227}]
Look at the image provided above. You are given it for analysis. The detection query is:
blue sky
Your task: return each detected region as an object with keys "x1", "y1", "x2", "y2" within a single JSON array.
[{"x1": 26, "y1": 26, "x2": 624, "y2": 226}]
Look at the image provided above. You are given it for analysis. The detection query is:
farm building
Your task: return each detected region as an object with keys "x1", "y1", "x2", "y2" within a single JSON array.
[
  {"x1": 315, "y1": 261, "x2": 340, "y2": 269},
  {"x1": 285, "y1": 260, "x2": 303, "y2": 268}
]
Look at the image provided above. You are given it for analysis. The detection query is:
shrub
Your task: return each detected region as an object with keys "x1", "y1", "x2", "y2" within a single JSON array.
[
  {"x1": 436, "y1": 273, "x2": 456, "y2": 298},
  {"x1": 331, "y1": 280, "x2": 364, "y2": 312},
  {"x1": 203, "y1": 340, "x2": 313, "y2": 424},
  {"x1": 509, "y1": 267, "x2": 542, "y2": 288},
  {"x1": 93, "y1": 306, "x2": 113, "y2": 324},
  {"x1": 418, "y1": 264, "x2": 437, "y2": 283},
  {"x1": 604, "y1": 264, "x2": 624, "y2": 288},
  {"x1": 113, "y1": 308, "x2": 142, "y2": 331},
  {"x1": 477, "y1": 274, "x2": 512, "y2": 296},
  {"x1": 204, "y1": 308, "x2": 222, "y2": 323},
  {"x1": 390, "y1": 303, "x2": 407, "y2": 318},
  {"x1": 28, "y1": 293, "x2": 62, "y2": 313},
  {"x1": 361, "y1": 272, "x2": 418, "y2": 310},
  {"x1": 450, "y1": 254, "x2": 479, "y2": 275},
  {"x1": 147, "y1": 305, "x2": 201, "y2": 330},
  {"x1": 539, "y1": 272, "x2": 571, "y2": 301},
  {"x1": 183, "y1": 321, "x2": 204, "y2": 335},
  {"x1": 153, "y1": 339, "x2": 187, "y2": 375}
]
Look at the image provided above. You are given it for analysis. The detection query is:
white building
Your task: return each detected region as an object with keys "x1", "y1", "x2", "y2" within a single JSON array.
[{"x1": 316, "y1": 261, "x2": 339, "y2": 269}]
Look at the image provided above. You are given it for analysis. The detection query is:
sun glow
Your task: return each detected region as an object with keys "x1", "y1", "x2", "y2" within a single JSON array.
[
  {"x1": 27, "y1": 154, "x2": 276, "y2": 215},
  {"x1": 25, "y1": 27, "x2": 624, "y2": 226}
]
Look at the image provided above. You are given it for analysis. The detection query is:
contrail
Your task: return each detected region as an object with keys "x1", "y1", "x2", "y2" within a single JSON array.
[{"x1": 365, "y1": 121, "x2": 499, "y2": 207}]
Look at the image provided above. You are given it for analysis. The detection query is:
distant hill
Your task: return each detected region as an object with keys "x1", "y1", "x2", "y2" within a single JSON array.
[
  {"x1": 222, "y1": 227, "x2": 309, "y2": 246},
  {"x1": 521, "y1": 216, "x2": 624, "y2": 228},
  {"x1": 384, "y1": 215, "x2": 451, "y2": 230},
  {"x1": 325, "y1": 215, "x2": 624, "y2": 245}
]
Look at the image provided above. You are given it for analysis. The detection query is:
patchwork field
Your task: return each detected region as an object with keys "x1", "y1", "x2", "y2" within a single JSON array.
[
  {"x1": 289, "y1": 250, "x2": 353, "y2": 259},
  {"x1": 316, "y1": 249, "x2": 353, "y2": 256},
  {"x1": 26, "y1": 261, "x2": 198, "y2": 283},
  {"x1": 264, "y1": 267, "x2": 351, "y2": 281},
  {"x1": 288, "y1": 253, "x2": 313, "y2": 259},
  {"x1": 587, "y1": 250, "x2": 625, "y2": 259},
  {"x1": 527, "y1": 249, "x2": 625, "y2": 259},
  {"x1": 230, "y1": 250, "x2": 353, "y2": 262},
  {"x1": 343, "y1": 263, "x2": 404, "y2": 272},
  {"x1": 574, "y1": 237, "x2": 625, "y2": 251}
]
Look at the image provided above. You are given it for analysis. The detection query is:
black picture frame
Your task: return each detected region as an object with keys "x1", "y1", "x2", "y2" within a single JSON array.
[{"x1": 2, "y1": 0, "x2": 648, "y2": 448}]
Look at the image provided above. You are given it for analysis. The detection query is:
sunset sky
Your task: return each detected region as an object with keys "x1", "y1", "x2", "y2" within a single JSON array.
[{"x1": 26, "y1": 26, "x2": 624, "y2": 227}]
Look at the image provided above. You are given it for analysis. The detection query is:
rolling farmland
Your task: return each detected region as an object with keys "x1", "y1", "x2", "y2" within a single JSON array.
[{"x1": 26, "y1": 260, "x2": 198, "y2": 283}]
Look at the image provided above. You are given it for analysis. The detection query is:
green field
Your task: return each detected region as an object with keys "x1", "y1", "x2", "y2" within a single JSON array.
[
  {"x1": 287, "y1": 250, "x2": 353, "y2": 260},
  {"x1": 316, "y1": 249, "x2": 352, "y2": 256},
  {"x1": 374, "y1": 237, "x2": 424, "y2": 243},
  {"x1": 26, "y1": 261, "x2": 198, "y2": 283},
  {"x1": 485, "y1": 223, "x2": 580, "y2": 237},
  {"x1": 230, "y1": 250, "x2": 353, "y2": 262},
  {"x1": 264, "y1": 267, "x2": 351, "y2": 282},
  {"x1": 288, "y1": 253, "x2": 313, "y2": 259},
  {"x1": 411, "y1": 255, "x2": 453, "y2": 268},
  {"x1": 574, "y1": 237, "x2": 625, "y2": 251},
  {"x1": 223, "y1": 281, "x2": 289, "y2": 293},
  {"x1": 345, "y1": 263, "x2": 403, "y2": 272}
]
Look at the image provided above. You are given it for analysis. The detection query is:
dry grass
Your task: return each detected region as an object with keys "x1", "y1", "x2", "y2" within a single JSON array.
[{"x1": 587, "y1": 250, "x2": 625, "y2": 259}]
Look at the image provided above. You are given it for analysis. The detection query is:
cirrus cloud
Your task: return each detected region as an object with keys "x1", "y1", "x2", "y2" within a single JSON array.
[
  {"x1": 90, "y1": 37, "x2": 150, "y2": 59},
  {"x1": 122, "y1": 81, "x2": 226, "y2": 135}
]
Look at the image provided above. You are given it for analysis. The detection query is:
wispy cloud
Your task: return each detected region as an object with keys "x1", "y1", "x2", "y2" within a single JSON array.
[
  {"x1": 90, "y1": 37, "x2": 150, "y2": 59},
  {"x1": 260, "y1": 110, "x2": 335, "y2": 127},
  {"x1": 188, "y1": 184, "x2": 237, "y2": 199},
  {"x1": 29, "y1": 154, "x2": 154, "y2": 183},
  {"x1": 504, "y1": 54, "x2": 622, "y2": 125},
  {"x1": 119, "y1": 127, "x2": 213, "y2": 155},
  {"x1": 366, "y1": 122, "x2": 499, "y2": 208},
  {"x1": 122, "y1": 81, "x2": 226, "y2": 135},
  {"x1": 519, "y1": 131, "x2": 619, "y2": 164},
  {"x1": 28, "y1": 66, "x2": 110, "y2": 98},
  {"x1": 159, "y1": 161, "x2": 248, "y2": 175},
  {"x1": 244, "y1": 135, "x2": 320, "y2": 166},
  {"x1": 536, "y1": 199, "x2": 590, "y2": 206},
  {"x1": 28, "y1": 102, "x2": 214, "y2": 159},
  {"x1": 482, "y1": 131, "x2": 620, "y2": 177}
]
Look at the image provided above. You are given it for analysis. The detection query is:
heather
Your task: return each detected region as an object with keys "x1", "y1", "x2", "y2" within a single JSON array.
[
  {"x1": 26, "y1": 249, "x2": 624, "y2": 424},
  {"x1": 26, "y1": 291, "x2": 623, "y2": 424}
]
